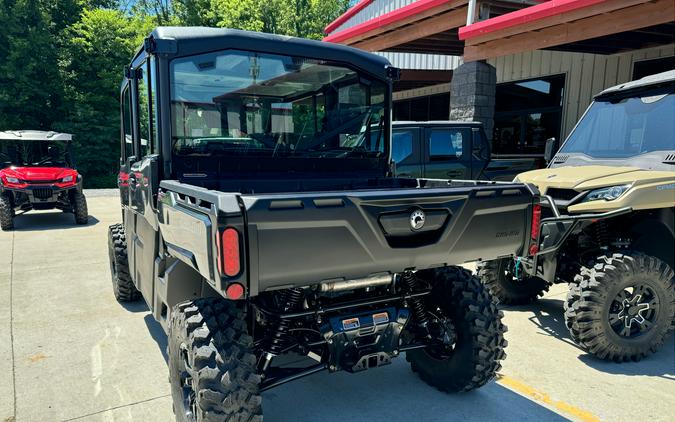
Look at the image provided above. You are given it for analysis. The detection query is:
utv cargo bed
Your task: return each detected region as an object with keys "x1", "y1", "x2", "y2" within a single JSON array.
[{"x1": 158, "y1": 179, "x2": 536, "y2": 295}]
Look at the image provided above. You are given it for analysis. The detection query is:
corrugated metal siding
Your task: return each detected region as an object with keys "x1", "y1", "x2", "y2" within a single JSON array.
[
  {"x1": 375, "y1": 52, "x2": 463, "y2": 70},
  {"x1": 489, "y1": 44, "x2": 675, "y2": 139},
  {"x1": 333, "y1": 0, "x2": 418, "y2": 33}
]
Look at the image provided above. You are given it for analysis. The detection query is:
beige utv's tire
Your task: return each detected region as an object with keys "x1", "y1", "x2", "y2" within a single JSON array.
[
  {"x1": 565, "y1": 252, "x2": 675, "y2": 362},
  {"x1": 478, "y1": 257, "x2": 550, "y2": 305}
]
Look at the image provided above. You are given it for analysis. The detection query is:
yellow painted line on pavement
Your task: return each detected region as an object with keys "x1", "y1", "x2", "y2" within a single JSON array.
[{"x1": 496, "y1": 374, "x2": 601, "y2": 422}]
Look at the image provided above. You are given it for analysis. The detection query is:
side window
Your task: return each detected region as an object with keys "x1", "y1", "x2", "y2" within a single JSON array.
[
  {"x1": 137, "y1": 62, "x2": 152, "y2": 157},
  {"x1": 392, "y1": 130, "x2": 414, "y2": 163},
  {"x1": 121, "y1": 85, "x2": 133, "y2": 160},
  {"x1": 149, "y1": 56, "x2": 159, "y2": 154},
  {"x1": 429, "y1": 129, "x2": 465, "y2": 160}
]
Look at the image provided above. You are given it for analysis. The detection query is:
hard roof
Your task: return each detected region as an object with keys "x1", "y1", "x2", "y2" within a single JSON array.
[
  {"x1": 0, "y1": 130, "x2": 73, "y2": 141},
  {"x1": 146, "y1": 27, "x2": 393, "y2": 80},
  {"x1": 595, "y1": 69, "x2": 675, "y2": 98}
]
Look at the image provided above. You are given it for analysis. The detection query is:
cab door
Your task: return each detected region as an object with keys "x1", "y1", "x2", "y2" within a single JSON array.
[
  {"x1": 119, "y1": 81, "x2": 134, "y2": 212},
  {"x1": 422, "y1": 127, "x2": 472, "y2": 180},
  {"x1": 470, "y1": 127, "x2": 491, "y2": 179},
  {"x1": 391, "y1": 127, "x2": 423, "y2": 178},
  {"x1": 127, "y1": 58, "x2": 161, "y2": 307}
]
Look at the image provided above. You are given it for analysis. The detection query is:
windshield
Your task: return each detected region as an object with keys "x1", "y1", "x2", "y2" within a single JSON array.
[
  {"x1": 170, "y1": 50, "x2": 387, "y2": 159},
  {"x1": 560, "y1": 88, "x2": 675, "y2": 158},
  {"x1": 0, "y1": 141, "x2": 70, "y2": 168}
]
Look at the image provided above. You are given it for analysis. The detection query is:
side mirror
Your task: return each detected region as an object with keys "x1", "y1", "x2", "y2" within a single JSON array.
[{"x1": 544, "y1": 137, "x2": 560, "y2": 163}]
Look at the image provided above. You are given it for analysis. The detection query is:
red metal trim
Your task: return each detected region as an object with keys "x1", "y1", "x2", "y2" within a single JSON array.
[
  {"x1": 325, "y1": 0, "x2": 374, "y2": 34},
  {"x1": 323, "y1": 0, "x2": 453, "y2": 43},
  {"x1": 459, "y1": 0, "x2": 606, "y2": 40}
]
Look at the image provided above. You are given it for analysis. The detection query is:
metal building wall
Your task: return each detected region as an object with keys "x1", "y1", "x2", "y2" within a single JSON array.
[
  {"x1": 332, "y1": 0, "x2": 419, "y2": 32},
  {"x1": 375, "y1": 52, "x2": 462, "y2": 70},
  {"x1": 488, "y1": 44, "x2": 675, "y2": 139}
]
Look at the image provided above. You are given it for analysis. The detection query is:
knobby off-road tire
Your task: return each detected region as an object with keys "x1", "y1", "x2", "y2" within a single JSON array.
[
  {"x1": 477, "y1": 257, "x2": 550, "y2": 305},
  {"x1": 108, "y1": 223, "x2": 140, "y2": 302},
  {"x1": 564, "y1": 253, "x2": 675, "y2": 362},
  {"x1": 0, "y1": 195, "x2": 13, "y2": 231},
  {"x1": 73, "y1": 191, "x2": 89, "y2": 225},
  {"x1": 169, "y1": 298, "x2": 262, "y2": 422},
  {"x1": 407, "y1": 267, "x2": 508, "y2": 392}
]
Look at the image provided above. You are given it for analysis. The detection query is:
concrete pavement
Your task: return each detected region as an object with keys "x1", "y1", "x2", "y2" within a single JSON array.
[{"x1": 0, "y1": 194, "x2": 673, "y2": 421}]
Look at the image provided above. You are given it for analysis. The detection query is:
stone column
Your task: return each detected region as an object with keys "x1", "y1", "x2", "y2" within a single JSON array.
[{"x1": 449, "y1": 61, "x2": 497, "y2": 140}]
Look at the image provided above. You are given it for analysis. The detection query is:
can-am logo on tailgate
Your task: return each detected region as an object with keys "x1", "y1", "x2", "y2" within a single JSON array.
[{"x1": 410, "y1": 209, "x2": 426, "y2": 230}]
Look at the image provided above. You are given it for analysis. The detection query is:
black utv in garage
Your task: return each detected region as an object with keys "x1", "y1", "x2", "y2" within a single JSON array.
[{"x1": 109, "y1": 27, "x2": 539, "y2": 421}]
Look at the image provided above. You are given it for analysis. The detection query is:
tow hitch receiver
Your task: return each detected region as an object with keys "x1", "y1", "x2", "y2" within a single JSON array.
[{"x1": 322, "y1": 308, "x2": 410, "y2": 372}]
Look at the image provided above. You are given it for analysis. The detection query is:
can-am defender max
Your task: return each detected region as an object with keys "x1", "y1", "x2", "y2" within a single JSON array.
[
  {"x1": 0, "y1": 130, "x2": 88, "y2": 230},
  {"x1": 109, "y1": 27, "x2": 541, "y2": 421},
  {"x1": 478, "y1": 70, "x2": 675, "y2": 362}
]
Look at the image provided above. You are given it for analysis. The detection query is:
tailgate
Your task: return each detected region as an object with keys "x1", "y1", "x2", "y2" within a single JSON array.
[{"x1": 242, "y1": 183, "x2": 534, "y2": 292}]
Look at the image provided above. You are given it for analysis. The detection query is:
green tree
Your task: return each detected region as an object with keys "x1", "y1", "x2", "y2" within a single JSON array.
[
  {"x1": 0, "y1": 0, "x2": 68, "y2": 130},
  {"x1": 57, "y1": 9, "x2": 154, "y2": 187},
  {"x1": 177, "y1": 0, "x2": 349, "y2": 39}
]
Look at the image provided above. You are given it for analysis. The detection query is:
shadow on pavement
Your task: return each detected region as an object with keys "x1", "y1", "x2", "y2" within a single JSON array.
[
  {"x1": 137, "y1": 307, "x2": 566, "y2": 421},
  {"x1": 502, "y1": 298, "x2": 578, "y2": 347},
  {"x1": 12, "y1": 211, "x2": 99, "y2": 231},
  {"x1": 503, "y1": 298, "x2": 675, "y2": 378},
  {"x1": 144, "y1": 313, "x2": 169, "y2": 362},
  {"x1": 120, "y1": 300, "x2": 150, "y2": 313},
  {"x1": 577, "y1": 335, "x2": 675, "y2": 379},
  {"x1": 263, "y1": 357, "x2": 566, "y2": 422}
]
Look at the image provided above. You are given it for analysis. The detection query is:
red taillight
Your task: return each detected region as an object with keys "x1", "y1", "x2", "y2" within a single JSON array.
[
  {"x1": 531, "y1": 204, "x2": 541, "y2": 240},
  {"x1": 226, "y1": 283, "x2": 245, "y2": 300},
  {"x1": 528, "y1": 204, "x2": 542, "y2": 256},
  {"x1": 529, "y1": 243, "x2": 539, "y2": 256},
  {"x1": 220, "y1": 228, "x2": 241, "y2": 277}
]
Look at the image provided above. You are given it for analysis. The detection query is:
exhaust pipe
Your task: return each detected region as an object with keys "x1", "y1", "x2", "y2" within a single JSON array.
[{"x1": 319, "y1": 274, "x2": 393, "y2": 293}]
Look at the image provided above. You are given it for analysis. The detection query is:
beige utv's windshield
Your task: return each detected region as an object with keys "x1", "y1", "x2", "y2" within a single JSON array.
[
  {"x1": 170, "y1": 49, "x2": 386, "y2": 159},
  {"x1": 560, "y1": 89, "x2": 674, "y2": 159}
]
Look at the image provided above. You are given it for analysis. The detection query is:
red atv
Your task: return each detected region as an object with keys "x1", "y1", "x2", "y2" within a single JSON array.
[{"x1": 0, "y1": 130, "x2": 88, "y2": 230}]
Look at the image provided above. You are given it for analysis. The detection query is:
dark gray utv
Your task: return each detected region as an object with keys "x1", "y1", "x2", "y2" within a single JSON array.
[{"x1": 109, "y1": 27, "x2": 539, "y2": 421}]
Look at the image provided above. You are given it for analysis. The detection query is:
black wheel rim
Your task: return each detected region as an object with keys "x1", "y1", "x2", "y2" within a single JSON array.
[
  {"x1": 608, "y1": 283, "x2": 659, "y2": 338},
  {"x1": 424, "y1": 308, "x2": 457, "y2": 360},
  {"x1": 178, "y1": 343, "x2": 197, "y2": 422}
]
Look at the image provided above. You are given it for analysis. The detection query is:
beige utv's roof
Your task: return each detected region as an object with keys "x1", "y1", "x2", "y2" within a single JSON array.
[
  {"x1": 596, "y1": 69, "x2": 675, "y2": 98},
  {"x1": 0, "y1": 130, "x2": 73, "y2": 142}
]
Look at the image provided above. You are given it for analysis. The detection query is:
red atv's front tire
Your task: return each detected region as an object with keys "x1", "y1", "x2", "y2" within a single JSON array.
[
  {"x1": 73, "y1": 191, "x2": 88, "y2": 225},
  {"x1": 0, "y1": 195, "x2": 14, "y2": 231}
]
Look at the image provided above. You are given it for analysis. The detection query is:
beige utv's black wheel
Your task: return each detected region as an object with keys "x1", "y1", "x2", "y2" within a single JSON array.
[
  {"x1": 406, "y1": 267, "x2": 507, "y2": 392},
  {"x1": 108, "y1": 223, "x2": 140, "y2": 302},
  {"x1": 0, "y1": 195, "x2": 13, "y2": 231},
  {"x1": 168, "y1": 298, "x2": 262, "y2": 422},
  {"x1": 477, "y1": 257, "x2": 550, "y2": 305},
  {"x1": 73, "y1": 191, "x2": 88, "y2": 224},
  {"x1": 565, "y1": 252, "x2": 675, "y2": 362}
]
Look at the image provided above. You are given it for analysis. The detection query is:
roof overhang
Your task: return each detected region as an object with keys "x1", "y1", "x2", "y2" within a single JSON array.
[
  {"x1": 0, "y1": 131, "x2": 73, "y2": 142},
  {"x1": 460, "y1": 0, "x2": 675, "y2": 61},
  {"x1": 323, "y1": 0, "x2": 469, "y2": 54}
]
